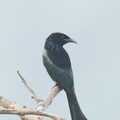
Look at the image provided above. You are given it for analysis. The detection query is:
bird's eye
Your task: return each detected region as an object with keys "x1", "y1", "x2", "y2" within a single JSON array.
[{"x1": 61, "y1": 35, "x2": 64, "y2": 39}]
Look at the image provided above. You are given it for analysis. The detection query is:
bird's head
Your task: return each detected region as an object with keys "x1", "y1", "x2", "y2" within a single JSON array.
[
  {"x1": 46, "y1": 32, "x2": 77, "y2": 45},
  {"x1": 44, "y1": 32, "x2": 77, "y2": 51}
]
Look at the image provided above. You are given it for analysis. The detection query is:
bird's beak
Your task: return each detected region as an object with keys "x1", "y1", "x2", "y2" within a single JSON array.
[{"x1": 65, "y1": 38, "x2": 77, "y2": 44}]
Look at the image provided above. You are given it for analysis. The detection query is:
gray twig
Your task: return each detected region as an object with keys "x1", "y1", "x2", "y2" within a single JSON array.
[{"x1": 17, "y1": 71, "x2": 40, "y2": 103}]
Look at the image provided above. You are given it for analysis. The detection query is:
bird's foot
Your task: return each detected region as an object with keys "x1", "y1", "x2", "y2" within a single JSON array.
[
  {"x1": 52, "y1": 83, "x2": 58, "y2": 89},
  {"x1": 52, "y1": 83, "x2": 62, "y2": 91}
]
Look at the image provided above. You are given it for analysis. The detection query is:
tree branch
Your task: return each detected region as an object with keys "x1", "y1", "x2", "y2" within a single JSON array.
[
  {"x1": 0, "y1": 109, "x2": 65, "y2": 120},
  {"x1": 37, "y1": 85, "x2": 62, "y2": 111},
  {"x1": 0, "y1": 96, "x2": 45, "y2": 120},
  {"x1": 17, "y1": 71, "x2": 40, "y2": 103},
  {"x1": 0, "y1": 71, "x2": 64, "y2": 120},
  {"x1": 17, "y1": 71, "x2": 62, "y2": 111},
  {"x1": 0, "y1": 96, "x2": 26, "y2": 109}
]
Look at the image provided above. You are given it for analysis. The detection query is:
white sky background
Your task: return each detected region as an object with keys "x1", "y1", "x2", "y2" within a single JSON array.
[{"x1": 0, "y1": 0, "x2": 120, "y2": 120}]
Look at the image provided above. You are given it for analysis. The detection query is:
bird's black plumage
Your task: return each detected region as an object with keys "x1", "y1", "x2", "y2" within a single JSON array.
[{"x1": 43, "y1": 32, "x2": 87, "y2": 120}]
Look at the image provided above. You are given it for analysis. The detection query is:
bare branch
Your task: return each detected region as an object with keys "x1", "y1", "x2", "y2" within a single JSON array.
[
  {"x1": 17, "y1": 71, "x2": 62, "y2": 111},
  {"x1": 17, "y1": 71, "x2": 40, "y2": 103},
  {"x1": 0, "y1": 71, "x2": 64, "y2": 120},
  {"x1": 0, "y1": 96, "x2": 45, "y2": 120},
  {"x1": 0, "y1": 109, "x2": 65, "y2": 120},
  {"x1": 0, "y1": 96, "x2": 26, "y2": 109},
  {"x1": 37, "y1": 85, "x2": 62, "y2": 111}
]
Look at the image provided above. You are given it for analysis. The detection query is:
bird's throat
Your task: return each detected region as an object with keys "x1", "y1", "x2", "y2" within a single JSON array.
[{"x1": 45, "y1": 41, "x2": 62, "y2": 52}]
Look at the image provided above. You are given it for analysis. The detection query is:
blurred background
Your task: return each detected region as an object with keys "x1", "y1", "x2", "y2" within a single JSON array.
[{"x1": 0, "y1": 0, "x2": 120, "y2": 120}]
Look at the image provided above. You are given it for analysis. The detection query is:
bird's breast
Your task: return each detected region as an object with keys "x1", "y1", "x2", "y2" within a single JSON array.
[
  {"x1": 43, "y1": 49, "x2": 53, "y2": 66},
  {"x1": 42, "y1": 49, "x2": 74, "y2": 89},
  {"x1": 44, "y1": 47, "x2": 71, "y2": 70},
  {"x1": 42, "y1": 49, "x2": 55, "y2": 72}
]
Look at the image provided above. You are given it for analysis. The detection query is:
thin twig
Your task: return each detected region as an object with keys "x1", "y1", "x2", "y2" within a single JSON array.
[
  {"x1": 37, "y1": 85, "x2": 62, "y2": 111},
  {"x1": 16, "y1": 71, "x2": 64, "y2": 119},
  {"x1": 0, "y1": 109, "x2": 66, "y2": 120},
  {"x1": 17, "y1": 71, "x2": 40, "y2": 103}
]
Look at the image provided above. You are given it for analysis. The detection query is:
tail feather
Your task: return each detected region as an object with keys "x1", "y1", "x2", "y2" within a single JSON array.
[{"x1": 65, "y1": 88, "x2": 87, "y2": 120}]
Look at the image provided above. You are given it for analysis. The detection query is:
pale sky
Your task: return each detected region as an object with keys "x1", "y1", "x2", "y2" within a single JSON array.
[{"x1": 0, "y1": 0, "x2": 120, "y2": 120}]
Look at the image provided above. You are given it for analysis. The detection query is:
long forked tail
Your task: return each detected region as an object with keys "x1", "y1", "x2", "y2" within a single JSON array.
[{"x1": 65, "y1": 88, "x2": 87, "y2": 120}]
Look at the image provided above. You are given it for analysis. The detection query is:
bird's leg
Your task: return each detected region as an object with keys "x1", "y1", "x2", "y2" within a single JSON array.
[
  {"x1": 52, "y1": 82, "x2": 62, "y2": 91},
  {"x1": 52, "y1": 82, "x2": 58, "y2": 89}
]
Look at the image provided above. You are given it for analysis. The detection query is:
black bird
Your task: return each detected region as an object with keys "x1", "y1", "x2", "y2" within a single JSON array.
[{"x1": 42, "y1": 32, "x2": 87, "y2": 120}]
